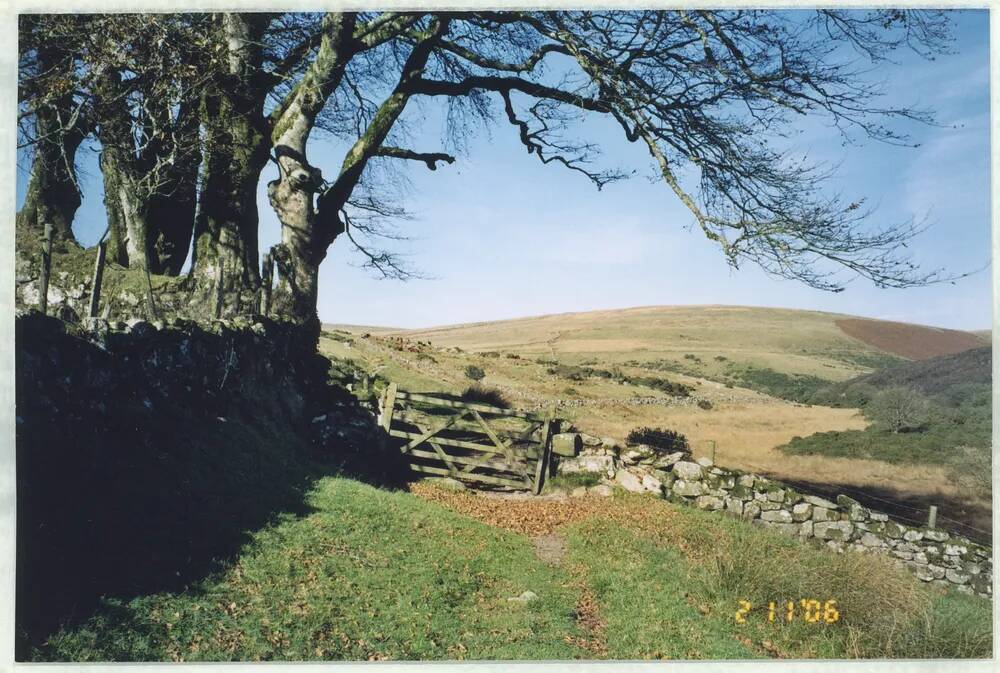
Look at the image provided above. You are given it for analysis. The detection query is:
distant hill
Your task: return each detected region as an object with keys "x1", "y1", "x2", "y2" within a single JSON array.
[
  {"x1": 845, "y1": 345, "x2": 991, "y2": 397},
  {"x1": 835, "y1": 318, "x2": 987, "y2": 360},
  {"x1": 368, "y1": 305, "x2": 985, "y2": 383}
]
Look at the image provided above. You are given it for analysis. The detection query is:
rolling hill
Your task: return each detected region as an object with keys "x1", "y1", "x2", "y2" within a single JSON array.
[{"x1": 337, "y1": 305, "x2": 986, "y2": 383}]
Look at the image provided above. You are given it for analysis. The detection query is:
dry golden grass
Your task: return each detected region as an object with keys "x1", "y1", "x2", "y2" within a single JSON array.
[{"x1": 320, "y1": 308, "x2": 987, "y2": 524}]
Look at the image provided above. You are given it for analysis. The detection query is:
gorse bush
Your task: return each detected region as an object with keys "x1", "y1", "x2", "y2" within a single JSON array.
[
  {"x1": 463, "y1": 365, "x2": 485, "y2": 382},
  {"x1": 460, "y1": 385, "x2": 510, "y2": 409},
  {"x1": 626, "y1": 427, "x2": 690, "y2": 454}
]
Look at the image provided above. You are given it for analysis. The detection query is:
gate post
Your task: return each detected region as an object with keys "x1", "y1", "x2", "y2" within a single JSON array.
[{"x1": 533, "y1": 415, "x2": 554, "y2": 495}]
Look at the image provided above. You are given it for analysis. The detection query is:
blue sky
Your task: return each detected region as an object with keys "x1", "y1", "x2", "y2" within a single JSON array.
[{"x1": 18, "y1": 10, "x2": 992, "y2": 330}]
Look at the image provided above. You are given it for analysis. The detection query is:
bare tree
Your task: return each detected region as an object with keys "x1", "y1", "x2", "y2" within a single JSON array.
[
  {"x1": 866, "y1": 386, "x2": 929, "y2": 433},
  {"x1": 18, "y1": 10, "x2": 965, "y2": 329}
]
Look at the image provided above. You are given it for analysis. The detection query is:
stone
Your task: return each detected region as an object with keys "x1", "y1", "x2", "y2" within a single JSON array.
[
  {"x1": 743, "y1": 501, "x2": 761, "y2": 520},
  {"x1": 791, "y1": 502, "x2": 813, "y2": 522},
  {"x1": 923, "y1": 530, "x2": 949, "y2": 542},
  {"x1": 560, "y1": 454, "x2": 616, "y2": 475},
  {"x1": 814, "y1": 521, "x2": 855, "y2": 541},
  {"x1": 810, "y1": 506, "x2": 834, "y2": 523},
  {"x1": 601, "y1": 437, "x2": 619, "y2": 451},
  {"x1": 724, "y1": 497, "x2": 743, "y2": 517},
  {"x1": 764, "y1": 522, "x2": 801, "y2": 536},
  {"x1": 571, "y1": 486, "x2": 588, "y2": 498},
  {"x1": 621, "y1": 449, "x2": 647, "y2": 466},
  {"x1": 672, "y1": 461, "x2": 704, "y2": 480},
  {"x1": 695, "y1": 495, "x2": 724, "y2": 511},
  {"x1": 615, "y1": 470, "x2": 645, "y2": 493},
  {"x1": 652, "y1": 451, "x2": 688, "y2": 468},
  {"x1": 589, "y1": 484, "x2": 613, "y2": 497},
  {"x1": 736, "y1": 474, "x2": 756, "y2": 488},
  {"x1": 758, "y1": 500, "x2": 782, "y2": 511},
  {"x1": 641, "y1": 473, "x2": 663, "y2": 493},
  {"x1": 883, "y1": 522, "x2": 905, "y2": 539},
  {"x1": 903, "y1": 530, "x2": 924, "y2": 542},
  {"x1": 426, "y1": 477, "x2": 466, "y2": 492},
  {"x1": 728, "y1": 484, "x2": 752, "y2": 499},
  {"x1": 944, "y1": 544, "x2": 969, "y2": 556},
  {"x1": 799, "y1": 520, "x2": 814, "y2": 538},
  {"x1": 860, "y1": 533, "x2": 883, "y2": 548},
  {"x1": 945, "y1": 569, "x2": 970, "y2": 585},
  {"x1": 651, "y1": 469, "x2": 676, "y2": 488},
  {"x1": 696, "y1": 456, "x2": 714, "y2": 468},
  {"x1": 580, "y1": 433, "x2": 602, "y2": 447},
  {"x1": 125, "y1": 318, "x2": 156, "y2": 337},
  {"x1": 869, "y1": 512, "x2": 888, "y2": 522},
  {"x1": 765, "y1": 488, "x2": 785, "y2": 503},
  {"x1": 760, "y1": 509, "x2": 793, "y2": 523},
  {"x1": 672, "y1": 479, "x2": 705, "y2": 498},
  {"x1": 927, "y1": 565, "x2": 947, "y2": 580},
  {"x1": 508, "y1": 591, "x2": 539, "y2": 603},
  {"x1": 803, "y1": 495, "x2": 838, "y2": 509}
]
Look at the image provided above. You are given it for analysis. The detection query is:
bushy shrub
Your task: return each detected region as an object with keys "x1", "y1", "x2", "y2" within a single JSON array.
[
  {"x1": 481, "y1": 351, "x2": 501, "y2": 358},
  {"x1": 697, "y1": 399, "x2": 713, "y2": 410},
  {"x1": 416, "y1": 352, "x2": 436, "y2": 363},
  {"x1": 460, "y1": 385, "x2": 510, "y2": 409},
  {"x1": 464, "y1": 364, "x2": 485, "y2": 382},
  {"x1": 626, "y1": 426, "x2": 690, "y2": 454}
]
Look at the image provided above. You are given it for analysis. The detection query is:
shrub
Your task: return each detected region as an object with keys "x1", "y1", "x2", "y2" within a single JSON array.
[
  {"x1": 697, "y1": 399, "x2": 713, "y2": 410},
  {"x1": 562, "y1": 387, "x2": 580, "y2": 396},
  {"x1": 460, "y1": 385, "x2": 510, "y2": 409},
  {"x1": 630, "y1": 376, "x2": 692, "y2": 398},
  {"x1": 626, "y1": 426, "x2": 690, "y2": 454},
  {"x1": 714, "y1": 355, "x2": 728, "y2": 362},
  {"x1": 464, "y1": 365, "x2": 486, "y2": 382},
  {"x1": 481, "y1": 351, "x2": 501, "y2": 358},
  {"x1": 416, "y1": 352, "x2": 436, "y2": 363},
  {"x1": 504, "y1": 353, "x2": 521, "y2": 360}
]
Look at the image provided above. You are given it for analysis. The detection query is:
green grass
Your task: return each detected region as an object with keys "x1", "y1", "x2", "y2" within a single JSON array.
[
  {"x1": 38, "y1": 478, "x2": 585, "y2": 662},
  {"x1": 35, "y1": 482, "x2": 992, "y2": 661},
  {"x1": 545, "y1": 471, "x2": 604, "y2": 491},
  {"x1": 565, "y1": 497, "x2": 992, "y2": 659}
]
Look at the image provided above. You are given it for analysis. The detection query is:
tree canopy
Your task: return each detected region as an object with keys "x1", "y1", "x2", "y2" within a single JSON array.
[{"x1": 17, "y1": 10, "x2": 960, "y2": 327}]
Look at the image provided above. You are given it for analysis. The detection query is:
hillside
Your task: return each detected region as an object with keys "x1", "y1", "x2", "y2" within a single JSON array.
[
  {"x1": 342, "y1": 306, "x2": 983, "y2": 383},
  {"x1": 846, "y1": 346, "x2": 991, "y2": 396},
  {"x1": 835, "y1": 319, "x2": 987, "y2": 360}
]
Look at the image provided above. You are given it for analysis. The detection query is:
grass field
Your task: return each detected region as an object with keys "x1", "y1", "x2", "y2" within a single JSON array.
[{"x1": 36, "y1": 481, "x2": 992, "y2": 661}]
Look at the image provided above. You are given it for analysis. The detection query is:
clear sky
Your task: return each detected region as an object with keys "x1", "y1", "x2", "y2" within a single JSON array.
[{"x1": 19, "y1": 10, "x2": 992, "y2": 331}]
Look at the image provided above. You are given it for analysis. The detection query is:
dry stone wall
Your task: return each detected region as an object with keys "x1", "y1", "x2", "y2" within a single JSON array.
[{"x1": 557, "y1": 438, "x2": 992, "y2": 597}]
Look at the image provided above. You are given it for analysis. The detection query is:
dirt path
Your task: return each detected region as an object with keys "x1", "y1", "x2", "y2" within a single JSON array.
[
  {"x1": 532, "y1": 533, "x2": 566, "y2": 565},
  {"x1": 409, "y1": 482, "x2": 610, "y2": 657}
]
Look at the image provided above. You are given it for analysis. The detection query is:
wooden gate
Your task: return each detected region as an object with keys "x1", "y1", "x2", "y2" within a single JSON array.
[{"x1": 377, "y1": 383, "x2": 571, "y2": 494}]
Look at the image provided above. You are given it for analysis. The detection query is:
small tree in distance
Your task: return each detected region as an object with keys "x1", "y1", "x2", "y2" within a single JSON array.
[
  {"x1": 866, "y1": 387, "x2": 929, "y2": 433},
  {"x1": 464, "y1": 365, "x2": 486, "y2": 383}
]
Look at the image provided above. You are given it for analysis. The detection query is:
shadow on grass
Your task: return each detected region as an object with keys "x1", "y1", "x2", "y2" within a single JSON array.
[{"x1": 14, "y1": 314, "x2": 410, "y2": 659}]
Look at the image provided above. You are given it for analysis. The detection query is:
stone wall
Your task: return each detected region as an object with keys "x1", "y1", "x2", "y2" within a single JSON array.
[{"x1": 557, "y1": 437, "x2": 992, "y2": 597}]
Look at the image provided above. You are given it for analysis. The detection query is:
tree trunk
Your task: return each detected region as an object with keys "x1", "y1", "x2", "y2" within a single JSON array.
[
  {"x1": 191, "y1": 96, "x2": 269, "y2": 290},
  {"x1": 148, "y1": 98, "x2": 202, "y2": 276},
  {"x1": 16, "y1": 99, "x2": 86, "y2": 247},
  {"x1": 190, "y1": 13, "x2": 273, "y2": 294},
  {"x1": 99, "y1": 150, "x2": 129, "y2": 266}
]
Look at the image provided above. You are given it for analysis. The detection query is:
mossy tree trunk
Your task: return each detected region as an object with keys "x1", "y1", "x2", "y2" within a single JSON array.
[
  {"x1": 16, "y1": 43, "x2": 88, "y2": 247},
  {"x1": 191, "y1": 14, "x2": 274, "y2": 296}
]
